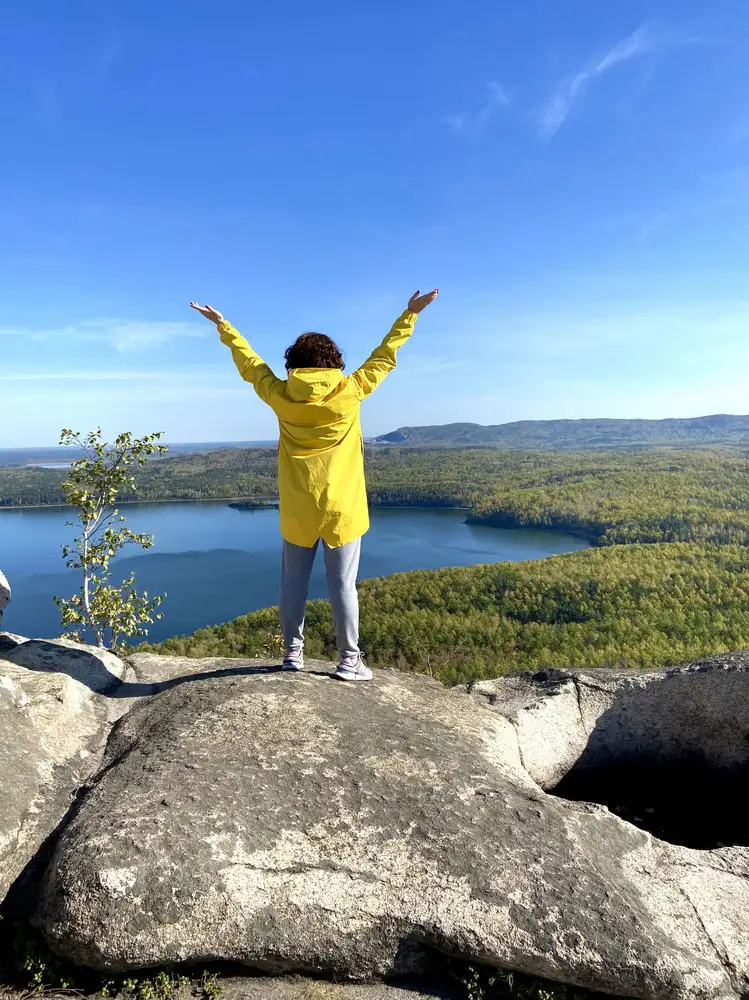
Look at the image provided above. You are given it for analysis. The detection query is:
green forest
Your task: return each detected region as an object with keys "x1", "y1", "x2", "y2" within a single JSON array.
[
  {"x1": 0, "y1": 448, "x2": 280, "y2": 507},
  {"x1": 374, "y1": 413, "x2": 749, "y2": 448},
  {"x1": 6, "y1": 445, "x2": 749, "y2": 550},
  {"x1": 146, "y1": 542, "x2": 749, "y2": 685},
  {"x1": 103, "y1": 442, "x2": 749, "y2": 683},
  {"x1": 9, "y1": 444, "x2": 749, "y2": 683}
]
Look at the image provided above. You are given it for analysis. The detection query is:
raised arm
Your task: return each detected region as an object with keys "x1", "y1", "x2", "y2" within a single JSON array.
[
  {"x1": 351, "y1": 288, "x2": 439, "y2": 399},
  {"x1": 190, "y1": 302, "x2": 282, "y2": 404}
]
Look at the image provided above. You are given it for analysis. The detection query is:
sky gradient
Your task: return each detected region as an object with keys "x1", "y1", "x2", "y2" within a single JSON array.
[{"x1": 1, "y1": 0, "x2": 748, "y2": 445}]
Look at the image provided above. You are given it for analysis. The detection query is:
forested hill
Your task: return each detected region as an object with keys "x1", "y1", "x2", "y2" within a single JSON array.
[{"x1": 374, "y1": 414, "x2": 749, "y2": 450}]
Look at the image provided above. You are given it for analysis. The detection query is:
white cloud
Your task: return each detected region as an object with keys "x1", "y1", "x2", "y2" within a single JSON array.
[
  {"x1": 0, "y1": 378, "x2": 274, "y2": 447},
  {"x1": 397, "y1": 354, "x2": 466, "y2": 375},
  {"x1": 0, "y1": 369, "x2": 219, "y2": 382},
  {"x1": 445, "y1": 81, "x2": 511, "y2": 133},
  {"x1": 538, "y1": 25, "x2": 655, "y2": 140},
  {"x1": 0, "y1": 318, "x2": 208, "y2": 353},
  {"x1": 475, "y1": 299, "x2": 749, "y2": 366},
  {"x1": 444, "y1": 113, "x2": 468, "y2": 133}
]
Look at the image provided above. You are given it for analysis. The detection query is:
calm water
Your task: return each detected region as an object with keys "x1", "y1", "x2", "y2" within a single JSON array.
[{"x1": 0, "y1": 503, "x2": 588, "y2": 642}]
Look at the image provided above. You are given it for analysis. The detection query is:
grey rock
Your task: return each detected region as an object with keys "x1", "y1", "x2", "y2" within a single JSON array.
[
  {"x1": 127, "y1": 651, "x2": 303, "y2": 689},
  {"x1": 0, "y1": 636, "x2": 128, "y2": 905},
  {"x1": 182, "y1": 976, "x2": 462, "y2": 1000},
  {"x1": 116, "y1": 652, "x2": 336, "y2": 716},
  {"x1": 2, "y1": 635, "x2": 128, "y2": 693},
  {"x1": 36, "y1": 657, "x2": 749, "y2": 999},
  {"x1": 462, "y1": 653, "x2": 749, "y2": 790},
  {"x1": 0, "y1": 975, "x2": 461, "y2": 1000},
  {"x1": 0, "y1": 570, "x2": 9, "y2": 625}
]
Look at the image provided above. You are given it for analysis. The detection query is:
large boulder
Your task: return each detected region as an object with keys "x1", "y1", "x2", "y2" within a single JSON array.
[
  {"x1": 36, "y1": 655, "x2": 749, "y2": 1000},
  {"x1": 0, "y1": 634, "x2": 128, "y2": 907},
  {"x1": 463, "y1": 654, "x2": 749, "y2": 848},
  {"x1": 0, "y1": 570, "x2": 9, "y2": 626}
]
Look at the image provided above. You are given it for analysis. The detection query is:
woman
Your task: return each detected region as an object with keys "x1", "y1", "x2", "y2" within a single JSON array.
[{"x1": 190, "y1": 288, "x2": 439, "y2": 680}]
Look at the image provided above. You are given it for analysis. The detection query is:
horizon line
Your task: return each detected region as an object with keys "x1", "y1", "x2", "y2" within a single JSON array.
[{"x1": 3, "y1": 412, "x2": 749, "y2": 451}]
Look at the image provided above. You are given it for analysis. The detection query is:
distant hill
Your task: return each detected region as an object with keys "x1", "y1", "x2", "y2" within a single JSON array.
[
  {"x1": 373, "y1": 415, "x2": 749, "y2": 450},
  {"x1": 0, "y1": 441, "x2": 276, "y2": 468}
]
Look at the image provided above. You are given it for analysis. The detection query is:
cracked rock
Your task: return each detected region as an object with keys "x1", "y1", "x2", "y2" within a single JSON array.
[{"x1": 35, "y1": 656, "x2": 749, "y2": 999}]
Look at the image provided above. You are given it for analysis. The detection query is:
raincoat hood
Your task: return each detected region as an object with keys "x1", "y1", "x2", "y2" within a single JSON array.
[{"x1": 285, "y1": 368, "x2": 345, "y2": 402}]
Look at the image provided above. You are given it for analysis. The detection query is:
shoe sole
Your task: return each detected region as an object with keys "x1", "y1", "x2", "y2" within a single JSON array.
[
  {"x1": 281, "y1": 662, "x2": 303, "y2": 672},
  {"x1": 333, "y1": 668, "x2": 373, "y2": 682}
]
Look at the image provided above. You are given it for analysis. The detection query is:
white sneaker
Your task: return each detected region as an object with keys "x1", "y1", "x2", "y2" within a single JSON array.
[
  {"x1": 282, "y1": 649, "x2": 303, "y2": 671},
  {"x1": 333, "y1": 654, "x2": 373, "y2": 682}
]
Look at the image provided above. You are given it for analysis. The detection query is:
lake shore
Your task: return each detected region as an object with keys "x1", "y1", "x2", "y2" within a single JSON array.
[
  {"x1": 466, "y1": 513, "x2": 600, "y2": 545},
  {"x1": 0, "y1": 497, "x2": 475, "y2": 514},
  {"x1": 0, "y1": 495, "x2": 281, "y2": 512},
  {"x1": 0, "y1": 496, "x2": 597, "y2": 543},
  {"x1": 0, "y1": 506, "x2": 589, "y2": 643}
]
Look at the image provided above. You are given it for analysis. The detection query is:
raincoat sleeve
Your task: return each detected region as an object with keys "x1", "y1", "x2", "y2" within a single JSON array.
[
  {"x1": 351, "y1": 310, "x2": 417, "y2": 399},
  {"x1": 217, "y1": 321, "x2": 282, "y2": 404}
]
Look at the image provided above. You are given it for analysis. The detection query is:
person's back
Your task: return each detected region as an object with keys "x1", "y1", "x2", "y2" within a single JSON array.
[{"x1": 190, "y1": 288, "x2": 439, "y2": 680}]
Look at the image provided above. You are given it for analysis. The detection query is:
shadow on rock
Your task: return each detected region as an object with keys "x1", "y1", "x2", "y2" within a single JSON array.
[{"x1": 1, "y1": 635, "x2": 336, "y2": 700}]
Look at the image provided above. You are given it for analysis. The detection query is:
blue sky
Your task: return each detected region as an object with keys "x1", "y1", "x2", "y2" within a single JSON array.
[{"x1": 1, "y1": 0, "x2": 748, "y2": 446}]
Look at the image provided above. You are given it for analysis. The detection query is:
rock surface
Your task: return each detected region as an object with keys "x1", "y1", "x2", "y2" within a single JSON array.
[
  {"x1": 0, "y1": 976, "x2": 462, "y2": 1000},
  {"x1": 34, "y1": 653, "x2": 749, "y2": 1000},
  {"x1": 463, "y1": 655, "x2": 749, "y2": 849},
  {"x1": 463, "y1": 655, "x2": 749, "y2": 791},
  {"x1": 0, "y1": 634, "x2": 128, "y2": 905},
  {"x1": 0, "y1": 570, "x2": 9, "y2": 626},
  {"x1": 187, "y1": 976, "x2": 462, "y2": 999}
]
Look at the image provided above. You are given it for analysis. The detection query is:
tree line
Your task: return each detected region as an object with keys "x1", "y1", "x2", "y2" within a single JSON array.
[
  {"x1": 5, "y1": 445, "x2": 749, "y2": 549},
  {"x1": 11, "y1": 441, "x2": 749, "y2": 680},
  {"x1": 146, "y1": 541, "x2": 749, "y2": 686}
]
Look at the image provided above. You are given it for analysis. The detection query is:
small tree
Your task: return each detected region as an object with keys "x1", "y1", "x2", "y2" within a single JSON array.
[{"x1": 53, "y1": 428, "x2": 168, "y2": 648}]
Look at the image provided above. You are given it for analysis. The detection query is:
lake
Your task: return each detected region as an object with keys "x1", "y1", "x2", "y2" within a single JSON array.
[{"x1": 0, "y1": 503, "x2": 588, "y2": 642}]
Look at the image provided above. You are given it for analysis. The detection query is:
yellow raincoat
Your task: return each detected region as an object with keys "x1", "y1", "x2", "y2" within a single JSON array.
[{"x1": 218, "y1": 310, "x2": 418, "y2": 548}]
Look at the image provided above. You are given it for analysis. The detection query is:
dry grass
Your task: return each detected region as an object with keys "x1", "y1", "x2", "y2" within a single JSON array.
[{"x1": 298, "y1": 985, "x2": 343, "y2": 1000}]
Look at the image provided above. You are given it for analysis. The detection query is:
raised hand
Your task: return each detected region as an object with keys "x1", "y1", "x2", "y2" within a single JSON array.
[
  {"x1": 407, "y1": 288, "x2": 439, "y2": 315},
  {"x1": 190, "y1": 301, "x2": 224, "y2": 325}
]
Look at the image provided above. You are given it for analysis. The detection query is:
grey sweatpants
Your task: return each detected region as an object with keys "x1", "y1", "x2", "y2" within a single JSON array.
[{"x1": 279, "y1": 537, "x2": 361, "y2": 658}]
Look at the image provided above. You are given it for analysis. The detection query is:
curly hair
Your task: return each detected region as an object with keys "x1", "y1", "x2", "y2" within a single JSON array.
[{"x1": 284, "y1": 333, "x2": 345, "y2": 371}]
